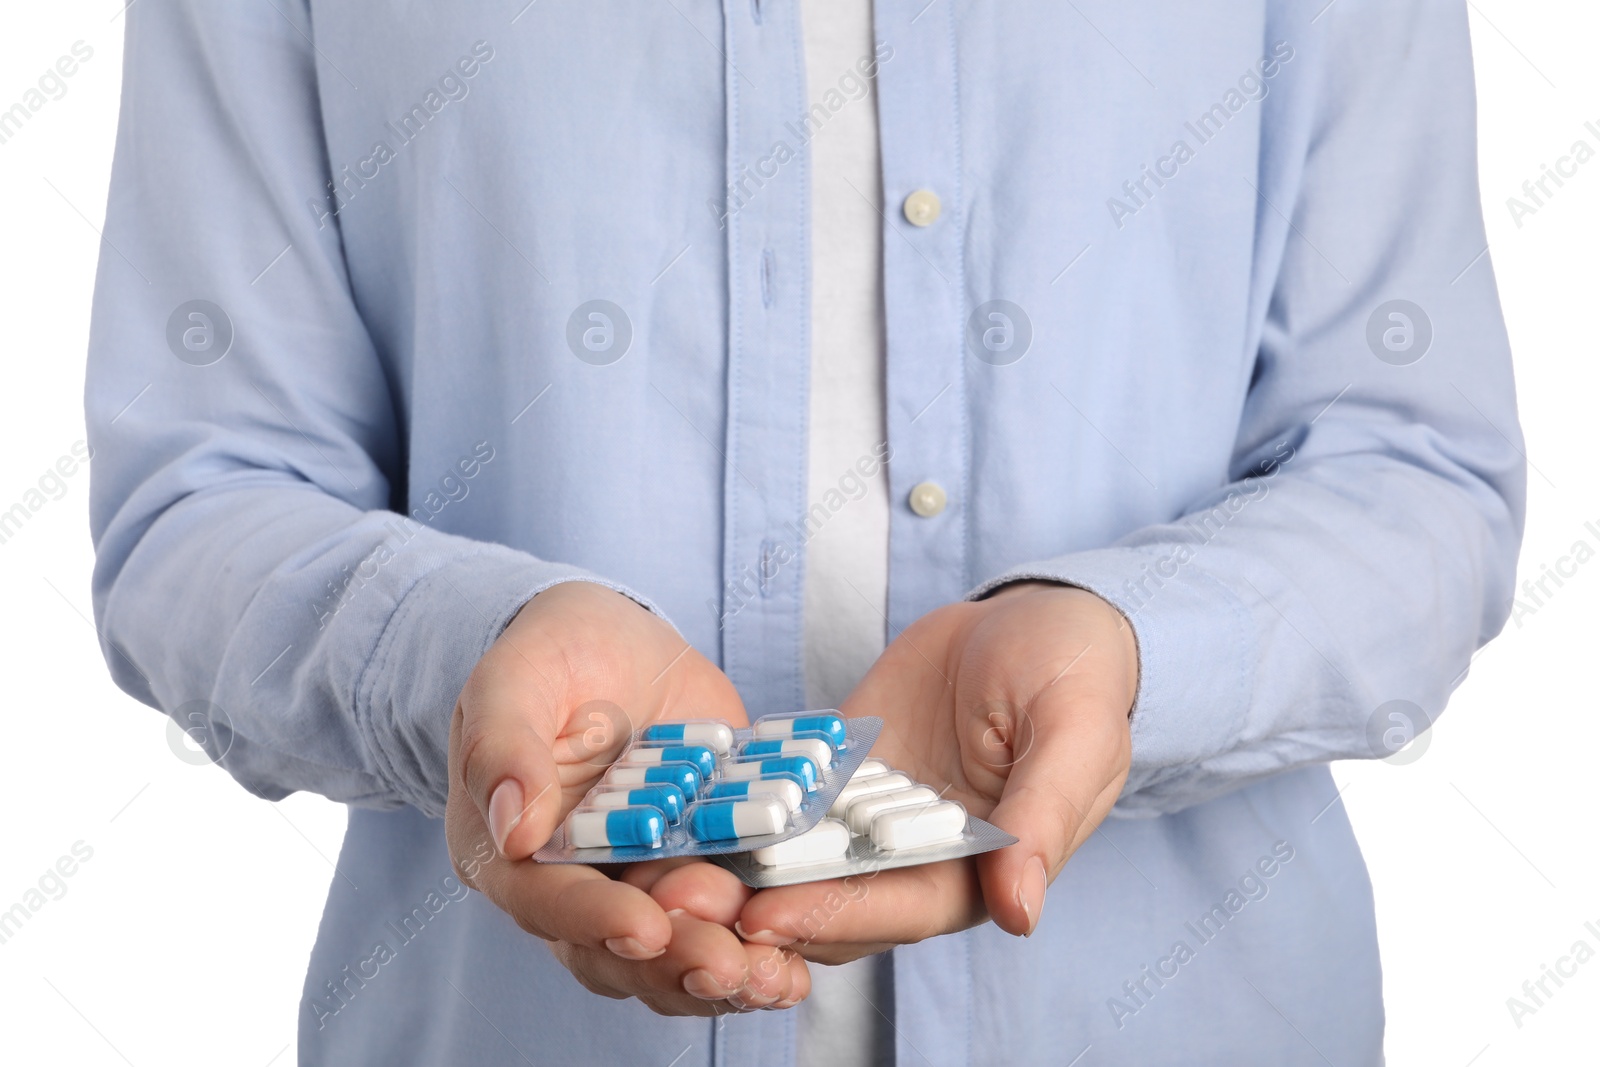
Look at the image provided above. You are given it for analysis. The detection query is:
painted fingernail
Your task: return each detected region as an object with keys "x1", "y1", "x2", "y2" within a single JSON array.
[
  {"x1": 735, "y1": 921, "x2": 797, "y2": 947},
  {"x1": 683, "y1": 969, "x2": 736, "y2": 1000},
  {"x1": 1018, "y1": 855, "x2": 1047, "y2": 937},
  {"x1": 605, "y1": 936, "x2": 665, "y2": 961},
  {"x1": 488, "y1": 779, "x2": 524, "y2": 858}
]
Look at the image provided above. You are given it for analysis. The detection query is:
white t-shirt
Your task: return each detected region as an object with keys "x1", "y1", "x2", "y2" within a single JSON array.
[{"x1": 797, "y1": 1, "x2": 893, "y2": 1063}]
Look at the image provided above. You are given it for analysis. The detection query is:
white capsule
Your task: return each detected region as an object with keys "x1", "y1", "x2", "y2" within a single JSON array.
[
  {"x1": 869, "y1": 800, "x2": 967, "y2": 851},
  {"x1": 827, "y1": 772, "x2": 914, "y2": 819},
  {"x1": 846, "y1": 786, "x2": 939, "y2": 836},
  {"x1": 751, "y1": 818, "x2": 852, "y2": 868},
  {"x1": 851, "y1": 758, "x2": 890, "y2": 779}
]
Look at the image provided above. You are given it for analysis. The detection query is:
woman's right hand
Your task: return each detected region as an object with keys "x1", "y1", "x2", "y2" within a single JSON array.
[{"x1": 444, "y1": 580, "x2": 810, "y2": 1016}]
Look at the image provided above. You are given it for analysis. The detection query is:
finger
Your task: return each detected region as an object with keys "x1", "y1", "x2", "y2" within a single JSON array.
[
  {"x1": 475, "y1": 860, "x2": 674, "y2": 959},
  {"x1": 549, "y1": 940, "x2": 724, "y2": 1018},
  {"x1": 779, "y1": 946, "x2": 812, "y2": 1006},
  {"x1": 644, "y1": 861, "x2": 755, "y2": 928},
  {"x1": 729, "y1": 943, "x2": 805, "y2": 1010},
  {"x1": 616, "y1": 856, "x2": 706, "y2": 895},
  {"x1": 975, "y1": 688, "x2": 1130, "y2": 936},
  {"x1": 734, "y1": 862, "x2": 983, "y2": 952},
  {"x1": 560, "y1": 910, "x2": 753, "y2": 1006},
  {"x1": 770, "y1": 947, "x2": 811, "y2": 1007}
]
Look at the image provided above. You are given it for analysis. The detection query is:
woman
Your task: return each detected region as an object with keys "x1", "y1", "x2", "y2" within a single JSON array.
[{"x1": 88, "y1": 1, "x2": 1521, "y2": 1063}]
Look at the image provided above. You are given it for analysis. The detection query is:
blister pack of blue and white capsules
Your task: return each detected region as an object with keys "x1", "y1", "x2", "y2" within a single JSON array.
[
  {"x1": 534, "y1": 711, "x2": 884, "y2": 864},
  {"x1": 714, "y1": 756, "x2": 1020, "y2": 888}
]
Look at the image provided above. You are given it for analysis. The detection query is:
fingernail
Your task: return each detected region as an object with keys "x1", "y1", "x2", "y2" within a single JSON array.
[
  {"x1": 605, "y1": 936, "x2": 665, "y2": 961},
  {"x1": 683, "y1": 969, "x2": 735, "y2": 1000},
  {"x1": 1018, "y1": 855, "x2": 1047, "y2": 937},
  {"x1": 735, "y1": 921, "x2": 796, "y2": 947},
  {"x1": 726, "y1": 986, "x2": 762, "y2": 1011},
  {"x1": 488, "y1": 779, "x2": 524, "y2": 858}
]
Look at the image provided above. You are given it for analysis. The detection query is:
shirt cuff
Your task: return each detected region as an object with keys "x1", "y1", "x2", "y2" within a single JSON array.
[
  {"x1": 353, "y1": 539, "x2": 675, "y2": 818},
  {"x1": 968, "y1": 547, "x2": 1254, "y2": 815}
]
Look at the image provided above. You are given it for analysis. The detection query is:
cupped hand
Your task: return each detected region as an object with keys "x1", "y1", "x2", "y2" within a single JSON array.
[
  {"x1": 733, "y1": 583, "x2": 1138, "y2": 964},
  {"x1": 444, "y1": 580, "x2": 807, "y2": 1015}
]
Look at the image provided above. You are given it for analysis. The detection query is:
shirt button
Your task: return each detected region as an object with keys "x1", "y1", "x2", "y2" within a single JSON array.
[
  {"x1": 908, "y1": 481, "x2": 947, "y2": 517},
  {"x1": 902, "y1": 189, "x2": 942, "y2": 227}
]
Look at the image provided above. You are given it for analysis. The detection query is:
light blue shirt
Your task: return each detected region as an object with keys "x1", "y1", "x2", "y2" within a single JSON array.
[{"x1": 87, "y1": 1, "x2": 1522, "y2": 1064}]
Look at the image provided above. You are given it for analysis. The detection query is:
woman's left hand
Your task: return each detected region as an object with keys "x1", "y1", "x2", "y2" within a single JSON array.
[{"x1": 715, "y1": 583, "x2": 1138, "y2": 964}]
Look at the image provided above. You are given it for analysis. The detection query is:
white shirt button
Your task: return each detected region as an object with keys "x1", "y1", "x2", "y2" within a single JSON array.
[
  {"x1": 908, "y1": 481, "x2": 947, "y2": 517},
  {"x1": 902, "y1": 189, "x2": 942, "y2": 227}
]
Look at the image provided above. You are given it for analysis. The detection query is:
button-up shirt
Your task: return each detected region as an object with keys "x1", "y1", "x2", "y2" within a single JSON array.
[{"x1": 87, "y1": 1, "x2": 1523, "y2": 1064}]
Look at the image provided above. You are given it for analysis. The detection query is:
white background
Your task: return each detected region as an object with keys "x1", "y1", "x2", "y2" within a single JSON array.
[{"x1": 1, "y1": 2, "x2": 1596, "y2": 1064}]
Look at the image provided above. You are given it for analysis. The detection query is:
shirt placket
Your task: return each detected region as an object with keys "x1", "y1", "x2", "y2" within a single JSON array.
[
  {"x1": 718, "y1": 0, "x2": 973, "y2": 1062},
  {"x1": 715, "y1": 4, "x2": 810, "y2": 1059},
  {"x1": 718, "y1": 0, "x2": 812, "y2": 721},
  {"x1": 875, "y1": 0, "x2": 975, "y2": 1062},
  {"x1": 875, "y1": 0, "x2": 971, "y2": 633}
]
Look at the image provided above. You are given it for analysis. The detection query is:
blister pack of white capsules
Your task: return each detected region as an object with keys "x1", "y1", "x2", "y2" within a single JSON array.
[
  {"x1": 714, "y1": 757, "x2": 1019, "y2": 888},
  {"x1": 533, "y1": 711, "x2": 884, "y2": 864}
]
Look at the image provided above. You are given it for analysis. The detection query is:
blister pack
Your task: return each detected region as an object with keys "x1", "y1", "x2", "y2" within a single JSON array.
[
  {"x1": 533, "y1": 711, "x2": 883, "y2": 864},
  {"x1": 714, "y1": 758, "x2": 1019, "y2": 888}
]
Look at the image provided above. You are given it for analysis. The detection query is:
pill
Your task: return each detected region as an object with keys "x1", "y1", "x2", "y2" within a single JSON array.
[
  {"x1": 851, "y1": 759, "x2": 890, "y2": 779},
  {"x1": 846, "y1": 786, "x2": 939, "y2": 836},
  {"x1": 620, "y1": 744, "x2": 717, "y2": 780},
  {"x1": 827, "y1": 772, "x2": 914, "y2": 818},
  {"x1": 685, "y1": 795, "x2": 789, "y2": 841},
  {"x1": 604, "y1": 761, "x2": 702, "y2": 799},
  {"x1": 869, "y1": 800, "x2": 967, "y2": 851},
  {"x1": 584, "y1": 784, "x2": 685, "y2": 823},
  {"x1": 752, "y1": 818, "x2": 852, "y2": 868},
  {"x1": 720, "y1": 755, "x2": 819, "y2": 792},
  {"x1": 738, "y1": 737, "x2": 834, "y2": 769},
  {"x1": 705, "y1": 777, "x2": 806, "y2": 813},
  {"x1": 564, "y1": 806, "x2": 666, "y2": 849},
  {"x1": 641, "y1": 720, "x2": 735, "y2": 755},
  {"x1": 753, "y1": 713, "x2": 847, "y2": 750}
]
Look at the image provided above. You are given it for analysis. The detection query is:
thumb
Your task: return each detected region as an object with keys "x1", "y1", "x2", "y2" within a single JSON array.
[
  {"x1": 972, "y1": 688, "x2": 1130, "y2": 937},
  {"x1": 451, "y1": 672, "x2": 568, "y2": 863}
]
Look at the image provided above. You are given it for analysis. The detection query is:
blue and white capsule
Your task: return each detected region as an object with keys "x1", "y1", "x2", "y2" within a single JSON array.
[
  {"x1": 640, "y1": 720, "x2": 735, "y2": 755},
  {"x1": 752, "y1": 713, "x2": 847, "y2": 751},
  {"x1": 721, "y1": 755, "x2": 819, "y2": 792},
  {"x1": 604, "y1": 760, "x2": 702, "y2": 799},
  {"x1": 737, "y1": 735, "x2": 834, "y2": 770},
  {"x1": 620, "y1": 743, "x2": 717, "y2": 780},
  {"x1": 564, "y1": 806, "x2": 666, "y2": 849},
  {"x1": 704, "y1": 776, "x2": 806, "y2": 813},
  {"x1": 685, "y1": 794, "x2": 789, "y2": 842},
  {"x1": 584, "y1": 783, "x2": 686, "y2": 823}
]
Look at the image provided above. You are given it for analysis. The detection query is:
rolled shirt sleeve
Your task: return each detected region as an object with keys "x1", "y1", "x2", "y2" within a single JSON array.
[
  {"x1": 972, "y1": 0, "x2": 1525, "y2": 816},
  {"x1": 86, "y1": 1, "x2": 660, "y2": 817}
]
